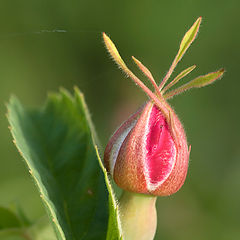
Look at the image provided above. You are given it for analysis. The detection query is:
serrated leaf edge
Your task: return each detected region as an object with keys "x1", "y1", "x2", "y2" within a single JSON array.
[
  {"x1": 74, "y1": 87, "x2": 123, "y2": 239},
  {"x1": 7, "y1": 97, "x2": 66, "y2": 240}
]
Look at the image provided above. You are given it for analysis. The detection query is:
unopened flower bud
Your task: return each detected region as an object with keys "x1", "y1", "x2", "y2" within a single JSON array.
[
  {"x1": 104, "y1": 99, "x2": 189, "y2": 196},
  {"x1": 103, "y1": 17, "x2": 224, "y2": 197}
]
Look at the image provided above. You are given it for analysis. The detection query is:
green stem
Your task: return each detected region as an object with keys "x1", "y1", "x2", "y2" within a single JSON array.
[{"x1": 119, "y1": 191, "x2": 157, "y2": 240}]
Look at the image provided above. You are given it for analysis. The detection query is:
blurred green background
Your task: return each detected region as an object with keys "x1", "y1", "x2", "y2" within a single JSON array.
[{"x1": 0, "y1": 0, "x2": 239, "y2": 239}]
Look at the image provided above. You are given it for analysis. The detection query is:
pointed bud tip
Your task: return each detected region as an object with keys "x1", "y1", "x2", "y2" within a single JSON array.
[
  {"x1": 131, "y1": 55, "x2": 137, "y2": 61},
  {"x1": 218, "y1": 68, "x2": 225, "y2": 78},
  {"x1": 102, "y1": 32, "x2": 107, "y2": 42},
  {"x1": 194, "y1": 17, "x2": 202, "y2": 27},
  {"x1": 215, "y1": 68, "x2": 225, "y2": 79},
  {"x1": 131, "y1": 55, "x2": 162, "y2": 97},
  {"x1": 132, "y1": 56, "x2": 141, "y2": 67},
  {"x1": 102, "y1": 32, "x2": 130, "y2": 75}
]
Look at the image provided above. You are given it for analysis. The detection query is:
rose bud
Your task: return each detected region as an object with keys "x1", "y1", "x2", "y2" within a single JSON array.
[
  {"x1": 102, "y1": 17, "x2": 224, "y2": 240},
  {"x1": 103, "y1": 17, "x2": 224, "y2": 197},
  {"x1": 104, "y1": 100, "x2": 189, "y2": 196}
]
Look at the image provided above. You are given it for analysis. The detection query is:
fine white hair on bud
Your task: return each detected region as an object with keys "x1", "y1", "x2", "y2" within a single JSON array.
[{"x1": 103, "y1": 17, "x2": 224, "y2": 197}]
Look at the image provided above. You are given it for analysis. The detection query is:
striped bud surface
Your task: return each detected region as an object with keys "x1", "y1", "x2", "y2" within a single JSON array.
[{"x1": 104, "y1": 101, "x2": 190, "y2": 196}]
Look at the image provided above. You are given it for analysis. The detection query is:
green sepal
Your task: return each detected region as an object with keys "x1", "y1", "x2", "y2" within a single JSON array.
[{"x1": 164, "y1": 69, "x2": 224, "y2": 99}]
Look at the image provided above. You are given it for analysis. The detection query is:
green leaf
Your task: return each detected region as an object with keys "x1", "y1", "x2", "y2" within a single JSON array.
[
  {"x1": 95, "y1": 148, "x2": 122, "y2": 240},
  {"x1": 164, "y1": 69, "x2": 225, "y2": 99},
  {"x1": 7, "y1": 87, "x2": 110, "y2": 240},
  {"x1": 176, "y1": 17, "x2": 202, "y2": 63},
  {"x1": 184, "y1": 68, "x2": 225, "y2": 88},
  {"x1": 159, "y1": 17, "x2": 201, "y2": 90},
  {"x1": 0, "y1": 206, "x2": 21, "y2": 230}
]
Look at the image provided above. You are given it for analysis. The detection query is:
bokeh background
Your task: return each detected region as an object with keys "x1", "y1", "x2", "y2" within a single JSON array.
[{"x1": 0, "y1": 0, "x2": 239, "y2": 239}]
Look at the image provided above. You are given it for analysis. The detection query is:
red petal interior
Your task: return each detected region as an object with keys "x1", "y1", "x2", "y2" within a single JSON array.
[{"x1": 146, "y1": 105, "x2": 176, "y2": 185}]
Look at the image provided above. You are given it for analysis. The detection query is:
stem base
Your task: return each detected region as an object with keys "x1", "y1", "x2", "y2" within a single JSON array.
[{"x1": 119, "y1": 191, "x2": 157, "y2": 240}]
